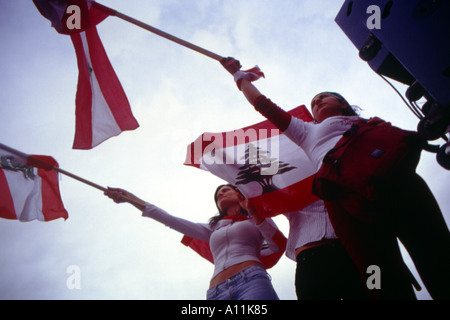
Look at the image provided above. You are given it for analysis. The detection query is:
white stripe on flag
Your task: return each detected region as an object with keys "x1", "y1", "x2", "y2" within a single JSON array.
[
  {"x1": 79, "y1": 31, "x2": 122, "y2": 148},
  {"x1": 200, "y1": 132, "x2": 316, "y2": 198},
  {"x1": 2, "y1": 169, "x2": 45, "y2": 221},
  {"x1": 0, "y1": 149, "x2": 68, "y2": 222}
]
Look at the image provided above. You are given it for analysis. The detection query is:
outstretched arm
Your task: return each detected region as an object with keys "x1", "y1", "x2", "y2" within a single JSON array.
[
  {"x1": 104, "y1": 187, "x2": 146, "y2": 211},
  {"x1": 104, "y1": 187, "x2": 212, "y2": 241}
]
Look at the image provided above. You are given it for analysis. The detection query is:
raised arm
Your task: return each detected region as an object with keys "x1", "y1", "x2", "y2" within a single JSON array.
[
  {"x1": 220, "y1": 57, "x2": 262, "y2": 105},
  {"x1": 220, "y1": 57, "x2": 292, "y2": 131}
]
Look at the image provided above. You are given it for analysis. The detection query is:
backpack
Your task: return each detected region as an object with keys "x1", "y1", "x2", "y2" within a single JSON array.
[{"x1": 312, "y1": 118, "x2": 425, "y2": 221}]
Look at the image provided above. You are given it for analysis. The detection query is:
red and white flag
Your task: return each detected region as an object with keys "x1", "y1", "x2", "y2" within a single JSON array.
[
  {"x1": 33, "y1": 0, "x2": 139, "y2": 149},
  {"x1": 184, "y1": 106, "x2": 320, "y2": 218},
  {"x1": 0, "y1": 145, "x2": 68, "y2": 222}
]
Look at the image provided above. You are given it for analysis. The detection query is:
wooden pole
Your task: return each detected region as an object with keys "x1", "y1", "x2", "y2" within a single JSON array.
[
  {"x1": 92, "y1": 2, "x2": 223, "y2": 61},
  {"x1": 54, "y1": 166, "x2": 106, "y2": 192},
  {"x1": 0, "y1": 143, "x2": 106, "y2": 191},
  {"x1": 0, "y1": 143, "x2": 143, "y2": 208}
]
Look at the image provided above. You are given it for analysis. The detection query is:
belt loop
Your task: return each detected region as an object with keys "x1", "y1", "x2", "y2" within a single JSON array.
[
  {"x1": 242, "y1": 269, "x2": 248, "y2": 281},
  {"x1": 242, "y1": 266, "x2": 250, "y2": 279}
]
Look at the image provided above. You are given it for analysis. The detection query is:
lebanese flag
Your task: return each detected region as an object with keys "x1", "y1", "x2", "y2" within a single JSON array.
[
  {"x1": 33, "y1": 0, "x2": 139, "y2": 149},
  {"x1": 0, "y1": 146, "x2": 68, "y2": 222},
  {"x1": 184, "y1": 106, "x2": 320, "y2": 218}
]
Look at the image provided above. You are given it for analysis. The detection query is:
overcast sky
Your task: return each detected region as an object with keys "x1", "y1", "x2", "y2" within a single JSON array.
[{"x1": 0, "y1": 0, "x2": 448, "y2": 300}]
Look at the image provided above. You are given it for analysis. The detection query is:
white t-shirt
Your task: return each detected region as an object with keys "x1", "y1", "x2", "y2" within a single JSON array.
[
  {"x1": 285, "y1": 115, "x2": 359, "y2": 171},
  {"x1": 282, "y1": 115, "x2": 359, "y2": 260},
  {"x1": 284, "y1": 200, "x2": 337, "y2": 261}
]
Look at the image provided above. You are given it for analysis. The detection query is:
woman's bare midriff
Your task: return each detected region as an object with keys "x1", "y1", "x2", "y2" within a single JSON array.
[{"x1": 209, "y1": 260, "x2": 263, "y2": 289}]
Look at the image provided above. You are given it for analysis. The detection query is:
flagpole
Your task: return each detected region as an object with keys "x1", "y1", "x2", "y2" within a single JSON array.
[
  {"x1": 55, "y1": 166, "x2": 107, "y2": 192},
  {"x1": 92, "y1": 1, "x2": 223, "y2": 61},
  {"x1": 49, "y1": 165, "x2": 143, "y2": 208},
  {"x1": 0, "y1": 143, "x2": 143, "y2": 207},
  {"x1": 0, "y1": 143, "x2": 106, "y2": 191},
  {"x1": 52, "y1": 167, "x2": 143, "y2": 208}
]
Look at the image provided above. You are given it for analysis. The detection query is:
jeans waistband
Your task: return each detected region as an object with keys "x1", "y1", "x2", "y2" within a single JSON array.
[{"x1": 212, "y1": 265, "x2": 267, "y2": 289}]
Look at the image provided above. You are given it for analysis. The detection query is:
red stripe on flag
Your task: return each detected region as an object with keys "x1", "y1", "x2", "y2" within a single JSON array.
[
  {"x1": 38, "y1": 169, "x2": 68, "y2": 221},
  {"x1": 71, "y1": 32, "x2": 93, "y2": 149},
  {"x1": 0, "y1": 170, "x2": 17, "y2": 220},
  {"x1": 84, "y1": 27, "x2": 139, "y2": 132},
  {"x1": 27, "y1": 155, "x2": 58, "y2": 170},
  {"x1": 249, "y1": 175, "x2": 319, "y2": 217}
]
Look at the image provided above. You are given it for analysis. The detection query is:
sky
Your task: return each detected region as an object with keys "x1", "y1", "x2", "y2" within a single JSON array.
[{"x1": 0, "y1": 0, "x2": 448, "y2": 301}]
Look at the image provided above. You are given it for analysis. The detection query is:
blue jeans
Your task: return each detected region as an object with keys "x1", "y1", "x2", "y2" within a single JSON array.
[{"x1": 207, "y1": 265, "x2": 279, "y2": 300}]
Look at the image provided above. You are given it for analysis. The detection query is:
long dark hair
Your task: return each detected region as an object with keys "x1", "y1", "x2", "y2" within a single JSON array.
[
  {"x1": 209, "y1": 184, "x2": 248, "y2": 227},
  {"x1": 313, "y1": 91, "x2": 361, "y2": 117}
]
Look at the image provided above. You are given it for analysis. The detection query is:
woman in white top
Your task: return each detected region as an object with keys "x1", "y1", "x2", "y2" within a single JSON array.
[
  {"x1": 104, "y1": 184, "x2": 285, "y2": 300},
  {"x1": 220, "y1": 57, "x2": 450, "y2": 300},
  {"x1": 284, "y1": 201, "x2": 367, "y2": 299}
]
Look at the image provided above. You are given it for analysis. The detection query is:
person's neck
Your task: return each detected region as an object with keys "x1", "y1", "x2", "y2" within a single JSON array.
[{"x1": 226, "y1": 205, "x2": 242, "y2": 217}]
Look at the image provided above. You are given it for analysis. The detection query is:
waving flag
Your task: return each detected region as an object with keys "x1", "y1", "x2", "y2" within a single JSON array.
[
  {"x1": 33, "y1": 0, "x2": 139, "y2": 149},
  {"x1": 0, "y1": 145, "x2": 68, "y2": 222},
  {"x1": 184, "y1": 106, "x2": 320, "y2": 217}
]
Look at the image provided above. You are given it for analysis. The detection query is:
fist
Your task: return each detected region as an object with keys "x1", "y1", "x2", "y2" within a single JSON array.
[{"x1": 220, "y1": 57, "x2": 242, "y2": 75}]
